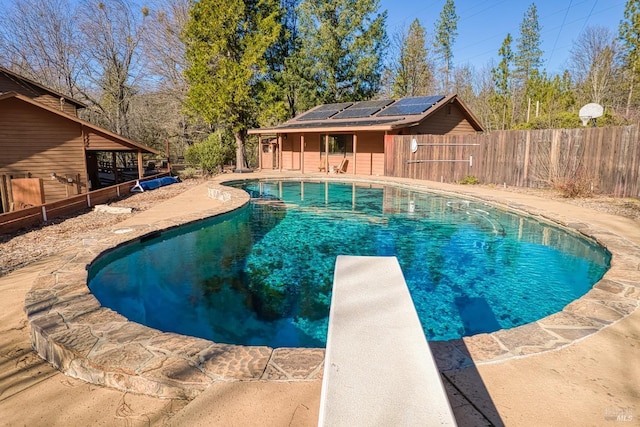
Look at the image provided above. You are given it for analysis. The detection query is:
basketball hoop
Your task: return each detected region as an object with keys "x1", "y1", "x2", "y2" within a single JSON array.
[
  {"x1": 579, "y1": 103, "x2": 603, "y2": 127},
  {"x1": 580, "y1": 116, "x2": 591, "y2": 127}
]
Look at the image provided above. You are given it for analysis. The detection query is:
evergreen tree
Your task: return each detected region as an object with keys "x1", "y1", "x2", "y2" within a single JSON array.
[
  {"x1": 391, "y1": 19, "x2": 433, "y2": 97},
  {"x1": 262, "y1": 0, "x2": 303, "y2": 121},
  {"x1": 490, "y1": 33, "x2": 513, "y2": 129},
  {"x1": 618, "y1": 0, "x2": 640, "y2": 118},
  {"x1": 296, "y1": 0, "x2": 388, "y2": 106},
  {"x1": 182, "y1": 0, "x2": 281, "y2": 169},
  {"x1": 433, "y1": 0, "x2": 458, "y2": 93},
  {"x1": 512, "y1": 3, "x2": 543, "y2": 124},
  {"x1": 522, "y1": 71, "x2": 575, "y2": 129},
  {"x1": 514, "y1": 3, "x2": 543, "y2": 84}
]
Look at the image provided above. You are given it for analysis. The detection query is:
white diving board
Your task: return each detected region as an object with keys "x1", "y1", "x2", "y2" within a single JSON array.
[{"x1": 319, "y1": 256, "x2": 457, "y2": 426}]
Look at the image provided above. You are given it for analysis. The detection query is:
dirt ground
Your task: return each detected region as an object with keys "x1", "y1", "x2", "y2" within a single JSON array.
[{"x1": 0, "y1": 178, "x2": 207, "y2": 277}]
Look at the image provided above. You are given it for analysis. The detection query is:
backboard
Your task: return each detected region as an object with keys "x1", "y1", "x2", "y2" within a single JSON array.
[{"x1": 579, "y1": 103, "x2": 604, "y2": 126}]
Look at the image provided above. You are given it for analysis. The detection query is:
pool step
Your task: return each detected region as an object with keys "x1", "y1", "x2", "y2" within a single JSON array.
[{"x1": 319, "y1": 255, "x2": 457, "y2": 426}]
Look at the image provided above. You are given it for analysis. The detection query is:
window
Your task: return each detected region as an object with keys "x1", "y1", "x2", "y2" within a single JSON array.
[{"x1": 321, "y1": 134, "x2": 353, "y2": 156}]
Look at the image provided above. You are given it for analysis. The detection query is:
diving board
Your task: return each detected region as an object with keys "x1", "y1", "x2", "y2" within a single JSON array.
[{"x1": 319, "y1": 255, "x2": 457, "y2": 426}]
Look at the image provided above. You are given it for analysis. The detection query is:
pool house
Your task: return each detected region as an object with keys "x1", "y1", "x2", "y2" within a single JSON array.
[{"x1": 249, "y1": 94, "x2": 484, "y2": 176}]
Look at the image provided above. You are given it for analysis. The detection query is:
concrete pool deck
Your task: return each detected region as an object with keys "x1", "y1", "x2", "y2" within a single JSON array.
[{"x1": 1, "y1": 171, "x2": 639, "y2": 426}]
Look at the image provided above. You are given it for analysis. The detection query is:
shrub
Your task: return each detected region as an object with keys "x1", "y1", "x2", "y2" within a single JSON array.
[
  {"x1": 460, "y1": 175, "x2": 479, "y2": 185},
  {"x1": 551, "y1": 172, "x2": 593, "y2": 198},
  {"x1": 178, "y1": 167, "x2": 200, "y2": 180},
  {"x1": 184, "y1": 130, "x2": 235, "y2": 174}
]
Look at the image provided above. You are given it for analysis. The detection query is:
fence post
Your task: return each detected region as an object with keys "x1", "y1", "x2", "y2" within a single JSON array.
[
  {"x1": 0, "y1": 175, "x2": 10, "y2": 213},
  {"x1": 523, "y1": 131, "x2": 531, "y2": 186}
]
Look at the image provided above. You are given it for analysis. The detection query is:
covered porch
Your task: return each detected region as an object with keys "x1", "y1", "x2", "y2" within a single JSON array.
[{"x1": 252, "y1": 130, "x2": 388, "y2": 176}]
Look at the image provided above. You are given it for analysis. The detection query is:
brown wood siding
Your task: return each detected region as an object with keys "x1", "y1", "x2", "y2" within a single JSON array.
[
  {"x1": 0, "y1": 74, "x2": 77, "y2": 116},
  {"x1": 278, "y1": 134, "x2": 303, "y2": 170},
  {"x1": 291, "y1": 134, "x2": 301, "y2": 170},
  {"x1": 85, "y1": 129, "x2": 132, "y2": 150},
  {"x1": 355, "y1": 152, "x2": 372, "y2": 175},
  {"x1": 355, "y1": 132, "x2": 384, "y2": 175},
  {"x1": 371, "y1": 153, "x2": 385, "y2": 175},
  {"x1": 410, "y1": 103, "x2": 476, "y2": 135},
  {"x1": 0, "y1": 98, "x2": 87, "y2": 203},
  {"x1": 33, "y1": 93, "x2": 78, "y2": 116},
  {"x1": 303, "y1": 135, "x2": 321, "y2": 172}
]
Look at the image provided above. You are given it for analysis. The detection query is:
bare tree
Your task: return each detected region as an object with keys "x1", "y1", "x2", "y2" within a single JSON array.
[
  {"x1": 127, "y1": 0, "x2": 197, "y2": 157},
  {"x1": 143, "y1": 0, "x2": 189, "y2": 92},
  {"x1": 76, "y1": 0, "x2": 148, "y2": 136},
  {"x1": 0, "y1": 0, "x2": 84, "y2": 98},
  {"x1": 570, "y1": 26, "x2": 618, "y2": 106}
]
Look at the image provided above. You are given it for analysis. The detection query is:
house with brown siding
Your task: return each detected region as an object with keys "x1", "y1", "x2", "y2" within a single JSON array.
[
  {"x1": 0, "y1": 67, "x2": 159, "y2": 212},
  {"x1": 249, "y1": 94, "x2": 484, "y2": 176},
  {"x1": 0, "y1": 66, "x2": 86, "y2": 116}
]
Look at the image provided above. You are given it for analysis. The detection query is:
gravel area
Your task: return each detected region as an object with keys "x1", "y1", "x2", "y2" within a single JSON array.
[
  {"x1": 1, "y1": 179, "x2": 639, "y2": 278},
  {"x1": 0, "y1": 178, "x2": 207, "y2": 277},
  {"x1": 496, "y1": 185, "x2": 640, "y2": 221}
]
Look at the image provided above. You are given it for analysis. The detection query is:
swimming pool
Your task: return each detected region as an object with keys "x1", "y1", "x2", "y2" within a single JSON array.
[{"x1": 88, "y1": 180, "x2": 610, "y2": 347}]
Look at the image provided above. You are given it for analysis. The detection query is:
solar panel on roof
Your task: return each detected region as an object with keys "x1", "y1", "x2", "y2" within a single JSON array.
[
  {"x1": 297, "y1": 102, "x2": 353, "y2": 120},
  {"x1": 332, "y1": 99, "x2": 394, "y2": 119},
  {"x1": 395, "y1": 95, "x2": 444, "y2": 106},
  {"x1": 377, "y1": 95, "x2": 445, "y2": 117},
  {"x1": 275, "y1": 118, "x2": 399, "y2": 129},
  {"x1": 315, "y1": 102, "x2": 354, "y2": 111}
]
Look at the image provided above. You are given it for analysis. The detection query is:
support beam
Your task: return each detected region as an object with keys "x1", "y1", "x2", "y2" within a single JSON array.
[
  {"x1": 137, "y1": 151, "x2": 144, "y2": 179},
  {"x1": 300, "y1": 135, "x2": 305, "y2": 173},
  {"x1": 324, "y1": 134, "x2": 329, "y2": 174},
  {"x1": 352, "y1": 133, "x2": 357, "y2": 175}
]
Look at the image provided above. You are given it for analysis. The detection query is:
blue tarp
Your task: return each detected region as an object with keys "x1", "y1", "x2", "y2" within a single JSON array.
[{"x1": 131, "y1": 176, "x2": 179, "y2": 193}]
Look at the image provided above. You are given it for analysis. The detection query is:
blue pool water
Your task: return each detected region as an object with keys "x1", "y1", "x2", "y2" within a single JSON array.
[{"x1": 88, "y1": 180, "x2": 610, "y2": 347}]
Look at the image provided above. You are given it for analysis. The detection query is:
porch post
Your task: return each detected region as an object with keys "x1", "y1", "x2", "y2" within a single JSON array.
[
  {"x1": 324, "y1": 134, "x2": 329, "y2": 174},
  {"x1": 137, "y1": 151, "x2": 144, "y2": 179},
  {"x1": 352, "y1": 134, "x2": 357, "y2": 175},
  {"x1": 258, "y1": 135, "x2": 263, "y2": 170},
  {"x1": 112, "y1": 152, "x2": 119, "y2": 183},
  {"x1": 278, "y1": 134, "x2": 283, "y2": 172},
  {"x1": 300, "y1": 135, "x2": 305, "y2": 174}
]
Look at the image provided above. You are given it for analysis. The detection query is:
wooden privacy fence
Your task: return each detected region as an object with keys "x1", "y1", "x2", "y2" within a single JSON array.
[
  {"x1": 0, "y1": 173, "x2": 170, "y2": 235},
  {"x1": 385, "y1": 125, "x2": 640, "y2": 198}
]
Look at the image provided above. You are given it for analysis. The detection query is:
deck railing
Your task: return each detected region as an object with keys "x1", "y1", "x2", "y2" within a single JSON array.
[{"x1": 0, "y1": 172, "x2": 170, "y2": 235}]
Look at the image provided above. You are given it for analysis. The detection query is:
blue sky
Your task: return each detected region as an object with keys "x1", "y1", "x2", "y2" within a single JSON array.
[{"x1": 379, "y1": 0, "x2": 628, "y2": 75}]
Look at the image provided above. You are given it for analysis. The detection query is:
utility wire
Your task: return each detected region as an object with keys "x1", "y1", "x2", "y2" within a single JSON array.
[{"x1": 548, "y1": 0, "x2": 573, "y2": 65}]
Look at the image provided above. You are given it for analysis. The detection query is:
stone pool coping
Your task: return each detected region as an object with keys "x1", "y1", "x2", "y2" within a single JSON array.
[{"x1": 24, "y1": 174, "x2": 640, "y2": 399}]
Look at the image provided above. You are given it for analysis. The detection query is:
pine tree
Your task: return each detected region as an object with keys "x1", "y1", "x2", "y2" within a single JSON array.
[
  {"x1": 618, "y1": 0, "x2": 640, "y2": 118},
  {"x1": 296, "y1": 0, "x2": 388, "y2": 106},
  {"x1": 433, "y1": 0, "x2": 458, "y2": 93},
  {"x1": 183, "y1": 0, "x2": 281, "y2": 169},
  {"x1": 514, "y1": 3, "x2": 543, "y2": 84},
  {"x1": 262, "y1": 0, "x2": 303, "y2": 121},
  {"x1": 391, "y1": 19, "x2": 433, "y2": 97},
  {"x1": 491, "y1": 34, "x2": 513, "y2": 129},
  {"x1": 512, "y1": 3, "x2": 543, "y2": 124},
  {"x1": 524, "y1": 71, "x2": 575, "y2": 129}
]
